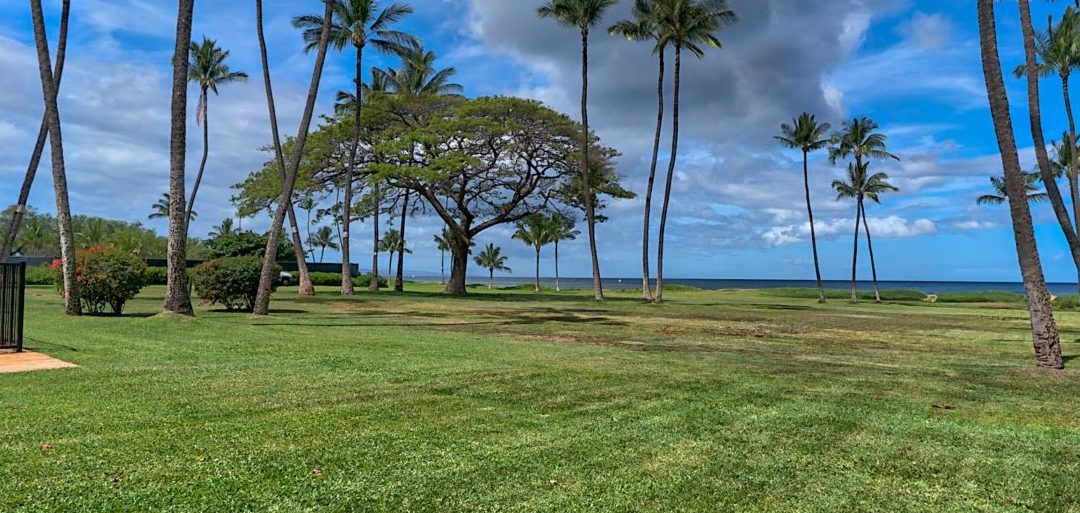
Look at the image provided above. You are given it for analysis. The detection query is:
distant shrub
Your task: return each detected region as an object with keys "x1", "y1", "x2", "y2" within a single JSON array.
[
  {"x1": 306, "y1": 271, "x2": 387, "y2": 288},
  {"x1": 192, "y1": 256, "x2": 279, "y2": 312},
  {"x1": 875, "y1": 290, "x2": 928, "y2": 301},
  {"x1": 25, "y1": 264, "x2": 54, "y2": 285},
  {"x1": 934, "y1": 291, "x2": 1025, "y2": 303},
  {"x1": 144, "y1": 267, "x2": 168, "y2": 286},
  {"x1": 1055, "y1": 295, "x2": 1080, "y2": 311},
  {"x1": 50, "y1": 245, "x2": 148, "y2": 315},
  {"x1": 759, "y1": 288, "x2": 927, "y2": 301}
]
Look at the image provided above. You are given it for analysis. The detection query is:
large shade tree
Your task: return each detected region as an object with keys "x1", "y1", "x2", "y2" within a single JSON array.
[{"x1": 293, "y1": 0, "x2": 415, "y2": 295}]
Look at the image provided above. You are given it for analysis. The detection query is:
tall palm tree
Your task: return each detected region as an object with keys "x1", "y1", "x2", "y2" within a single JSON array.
[
  {"x1": 208, "y1": 218, "x2": 238, "y2": 238},
  {"x1": 258, "y1": 0, "x2": 316, "y2": 296},
  {"x1": 652, "y1": 0, "x2": 737, "y2": 303},
  {"x1": 610, "y1": 0, "x2": 665, "y2": 302},
  {"x1": 150, "y1": 193, "x2": 196, "y2": 221},
  {"x1": 434, "y1": 227, "x2": 451, "y2": 285},
  {"x1": 538, "y1": 0, "x2": 619, "y2": 302},
  {"x1": 294, "y1": 0, "x2": 415, "y2": 296},
  {"x1": 775, "y1": 113, "x2": 832, "y2": 303},
  {"x1": 253, "y1": 0, "x2": 336, "y2": 316},
  {"x1": 386, "y1": 41, "x2": 464, "y2": 96},
  {"x1": 163, "y1": 0, "x2": 196, "y2": 316},
  {"x1": 832, "y1": 162, "x2": 898, "y2": 304},
  {"x1": 512, "y1": 214, "x2": 555, "y2": 293},
  {"x1": 379, "y1": 229, "x2": 409, "y2": 278},
  {"x1": 549, "y1": 214, "x2": 580, "y2": 292},
  {"x1": 187, "y1": 37, "x2": 247, "y2": 226},
  {"x1": 308, "y1": 226, "x2": 339, "y2": 263},
  {"x1": 1, "y1": 0, "x2": 69, "y2": 264},
  {"x1": 978, "y1": 0, "x2": 1063, "y2": 369},
  {"x1": 977, "y1": 172, "x2": 1048, "y2": 205},
  {"x1": 473, "y1": 243, "x2": 511, "y2": 290}
]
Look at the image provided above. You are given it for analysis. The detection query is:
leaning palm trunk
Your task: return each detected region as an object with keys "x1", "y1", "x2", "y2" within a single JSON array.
[
  {"x1": 252, "y1": 0, "x2": 334, "y2": 316},
  {"x1": 978, "y1": 0, "x2": 1063, "y2": 369},
  {"x1": 186, "y1": 87, "x2": 210, "y2": 228},
  {"x1": 342, "y1": 48, "x2": 365, "y2": 296},
  {"x1": 29, "y1": 0, "x2": 78, "y2": 316},
  {"x1": 580, "y1": 29, "x2": 604, "y2": 302},
  {"x1": 656, "y1": 45, "x2": 683, "y2": 304},
  {"x1": 802, "y1": 149, "x2": 826, "y2": 303},
  {"x1": 257, "y1": 0, "x2": 314, "y2": 296},
  {"x1": 640, "y1": 51, "x2": 665, "y2": 302},
  {"x1": 163, "y1": 0, "x2": 196, "y2": 316},
  {"x1": 395, "y1": 191, "x2": 409, "y2": 293},
  {"x1": 2, "y1": 0, "x2": 68, "y2": 263},
  {"x1": 1060, "y1": 76, "x2": 1080, "y2": 297},
  {"x1": 850, "y1": 199, "x2": 862, "y2": 304},
  {"x1": 860, "y1": 202, "x2": 882, "y2": 303}
]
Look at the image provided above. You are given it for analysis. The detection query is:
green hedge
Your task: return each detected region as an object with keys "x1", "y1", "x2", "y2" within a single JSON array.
[
  {"x1": 306, "y1": 271, "x2": 388, "y2": 288},
  {"x1": 1055, "y1": 295, "x2": 1080, "y2": 311},
  {"x1": 759, "y1": 288, "x2": 927, "y2": 301},
  {"x1": 934, "y1": 291, "x2": 1025, "y2": 303},
  {"x1": 25, "y1": 264, "x2": 54, "y2": 285}
]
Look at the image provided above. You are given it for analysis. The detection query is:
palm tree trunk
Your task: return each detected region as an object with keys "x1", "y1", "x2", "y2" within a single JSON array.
[
  {"x1": 370, "y1": 184, "x2": 381, "y2": 292},
  {"x1": 580, "y1": 28, "x2": 604, "y2": 302},
  {"x1": 488, "y1": 269, "x2": 493, "y2": 290},
  {"x1": 186, "y1": 88, "x2": 210, "y2": 228},
  {"x1": 29, "y1": 0, "x2": 78, "y2": 315},
  {"x1": 252, "y1": 0, "x2": 333, "y2": 316},
  {"x1": 1, "y1": 0, "x2": 68, "y2": 264},
  {"x1": 395, "y1": 191, "x2": 409, "y2": 293},
  {"x1": 163, "y1": 0, "x2": 195, "y2": 316},
  {"x1": 656, "y1": 45, "x2": 682, "y2": 304},
  {"x1": 257, "y1": 0, "x2": 314, "y2": 296},
  {"x1": 342, "y1": 47, "x2": 365, "y2": 296},
  {"x1": 387, "y1": 249, "x2": 393, "y2": 278},
  {"x1": 860, "y1": 202, "x2": 882, "y2": 303},
  {"x1": 979, "y1": 0, "x2": 1063, "y2": 369},
  {"x1": 803, "y1": 149, "x2": 826, "y2": 303},
  {"x1": 1061, "y1": 76, "x2": 1080, "y2": 297},
  {"x1": 850, "y1": 199, "x2": 862, "y2": 304},
  {"x1": 640, "y1": 51, "x2": 665, "y2": 302},
  {"x1": 440, "y1": 249, "x2": 445, "y2": 285},
  {"x1": 555, "y1": 240, "x2": 561, "y2": 292},
  {"x1": 534, "y1": 247, "x2": 541, "y2": 293}
]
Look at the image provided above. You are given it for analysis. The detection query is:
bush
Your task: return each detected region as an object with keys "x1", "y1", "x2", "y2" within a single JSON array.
[
  {"x1": 25, "y1": 264, "x2": 54, "y2": 285},
  {"x1": 50, "y1": 246, "x2": 148, "y2": 315},
  {"x1": 193, "y1": 256, "x2": 279, "y2": 312},
  {"x1": 760, "y1": 288, "x2": 927, "y2": 301},
  {"x1": 145, "y1": 267, "x2": 168, "y2": 286},
  {"x1": 306, "y1": 271, "x2": 388, "y2": 288},
  {"x1": 1055, "y1": 295, "x2": 1080, "y2": 311}
]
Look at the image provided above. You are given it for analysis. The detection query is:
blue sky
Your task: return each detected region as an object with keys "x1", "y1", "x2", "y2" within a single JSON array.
[{"x1": 0, "y1": 0, "x2": 1077, "y2": 282}]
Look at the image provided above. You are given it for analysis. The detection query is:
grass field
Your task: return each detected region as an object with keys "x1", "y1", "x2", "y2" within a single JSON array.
[{"x1": 1, "y1": 284, "x2": 1078, "y2": 512}]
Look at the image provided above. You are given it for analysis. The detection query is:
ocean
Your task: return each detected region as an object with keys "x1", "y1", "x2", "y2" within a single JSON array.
[{"x1": 413, "y1": 276, "x2": 1080, "y2": 296}]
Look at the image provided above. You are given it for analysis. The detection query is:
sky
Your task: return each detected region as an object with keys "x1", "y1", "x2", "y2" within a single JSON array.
[{"x1": 1, "y1": 0, "x2": 1078, "y2": 283}]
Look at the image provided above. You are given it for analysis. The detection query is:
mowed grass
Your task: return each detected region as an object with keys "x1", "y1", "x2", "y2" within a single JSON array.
[{"x1": 1, "y1": 284, "x2": 1079, "y2": 512}]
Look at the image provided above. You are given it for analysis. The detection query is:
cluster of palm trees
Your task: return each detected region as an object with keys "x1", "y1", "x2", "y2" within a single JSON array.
[
  {"x1": 511, "y1": 214, "x2": 580, "y2": 293},
  {"x1": 774, "y1": 115, "x2": 900, "y2": 304}
]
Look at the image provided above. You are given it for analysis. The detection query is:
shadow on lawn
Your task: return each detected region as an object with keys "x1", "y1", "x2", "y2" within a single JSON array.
[{"x1": 248, "y1": 306, "x2": 629, "y2": 329}]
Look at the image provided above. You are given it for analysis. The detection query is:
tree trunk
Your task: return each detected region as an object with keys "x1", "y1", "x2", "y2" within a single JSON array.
[
  {"x1": 979, "y1": 0, "x2": 1063, "y2": 369},
  {"x1": 370, "y1": 184, "x2": 381, "y2": 292},
  {"x1": 252, "y1": 0, "x2": 333, "y2": 315},
  {"x1": 257, "y1": 0, "x2": 314, "y2": 296},
  {"x1": 341, "y1": 47, "x2": 365, "y2": 296},
  {"x1": 656, "y1": 45, "x2": 682, "y2": 304},
  {"x1": 488, "y1": 269, "x2": 494, "y2": 290},
  {"x1": 803, "y1": 149, "x2": 826, "y2": 303},
  {"x1": 861, "y1": 202, "x2": 882, "y2": 303},
  {"x1": 640, "y1": 50, "x2": 665, "y2": 302},
  {"x1": 163, "y1": 0, "x2": 195, "y2": 316},
  {"x1": 534, "y1": 247, "x2": 541, "y2": 293},
  {"x1": 850, "y1": 199, "x2": 862, "y2": 304},
  {"x1": 555, "y1": 240, "x2": 561, "y2": 292},
  {"x1": 445, "y1": 232, "x2": 469, "y2": 295},
  {"x1": 440, "y1": 249, "x2": 445, "y2": 285},
  {"x1": 395, "y1": 190, "x2": 409, "y2": 293},
  {"x1": 1, "y1": 0, "x2": 69, "y2": 263},
  {"x1": 186, "y1": 87, "x2": 209, "y2": 228},
  {"x1": 387, "y1": 249, "x2": 393, "y2": 278},
  {"x1": 579, "y1": 28, "x2": 604, "y2": 302},
  {"x1": 29, "y1": 0, "x2": 78, "y2": 315},
  {"x1": 1061, "y1": 76, "x2": 1080, "y2": 297}
]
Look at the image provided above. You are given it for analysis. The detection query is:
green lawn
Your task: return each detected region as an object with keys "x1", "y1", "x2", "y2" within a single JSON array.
[{"x1": 1, "y1": 284, "x2": 1078, "y2": 512}]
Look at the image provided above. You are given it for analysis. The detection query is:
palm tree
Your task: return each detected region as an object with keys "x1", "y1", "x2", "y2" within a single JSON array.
[
  {"x1": 308, "y1": 226, "x2": 339, "y2": 263},
  {"x1": 652, "y1": 0, "x2": 737, "y2": 304},
  {"x1": 828, "y1": 116, "x2": 898, "y2": 303},
  {"x1": 512, "y1": 214, "x2": 555, "y2": 293},
  {"x1": 208, "y1": 218, "x2": 238, "y2": 238},
  {"x1": 549, "y1": 214, "x2": 580, "y2": 292},
  {"x1": 386, "y1": 41, "x2": 464, "y2": 96},
  {"x1": 187, "y1": 37, "x2": 247, "y2": 226},
  {"x1": 538, "y1": 0, "x2": 619, "y2": 302},
  {"x1": 163, "y1": 0, "x2": 196, "y2": 316},
  {"x1": 257, "y1": 0, "x2": 316, "y2": 296},
  {"x1": 473, "y1": 243, "x2": 511, "y2": 290},
  {"x1": 977, "y1": 172, "x2": 1048, "y2": 205},
  {"x1": 29, "y1": 0, "x2": 79, "y2": 315},
  {"x1": 832, "y1": 161, "x2": 899, "y2": 304},
  {"x1": 1, "y1": 0, "x2": 68, "y2": 264},
  {"x1": 294, "y1": 0, "x2": 415, "y2": 296},
  {"x1": 434, "y1": 227, "x2": 452, "y2": 285},
  {"x1": 978, "y1": 0, "x2": 1063, "y2": 369},
  {"x1": 610, "y1": 0, "x2": 665, "y2": 302},
  {"x1": 150, "y1": 193, "x2": 196, "y2": 221},
  {"x1": 252, "y1": 0, "x2": 336, "y2": 316},
  {"x1": 775, "y1": 113, "x2": 832, "y2": 303},
  {"x1": 379, "y1": 229, "x2": 409, "y2": 278}
]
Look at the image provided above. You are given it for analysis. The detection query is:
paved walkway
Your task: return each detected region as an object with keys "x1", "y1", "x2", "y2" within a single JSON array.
[{"x1": 0, "y1": 351, "x2": 77, "y2": 374}]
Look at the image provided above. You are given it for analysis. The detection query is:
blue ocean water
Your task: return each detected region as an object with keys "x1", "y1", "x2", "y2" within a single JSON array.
[{"x1": 417, "y1": 277, "x2": 1080, "y2": 296}]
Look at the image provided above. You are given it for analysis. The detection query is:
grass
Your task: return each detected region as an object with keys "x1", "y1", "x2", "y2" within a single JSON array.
[{"x1": 1, "y1": 283, "x2": 1079, "y2": 512}]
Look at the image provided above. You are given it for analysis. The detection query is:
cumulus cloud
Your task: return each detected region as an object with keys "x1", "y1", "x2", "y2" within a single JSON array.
[{"x1": 764, "y1": 216, "x2": 937, "y2": 247}]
